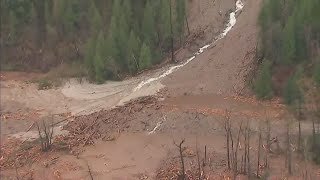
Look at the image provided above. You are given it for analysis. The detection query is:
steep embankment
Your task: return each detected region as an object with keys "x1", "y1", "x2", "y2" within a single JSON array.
[{"x1": 163, "y1": 0, "x2": 261, "y2": 97}]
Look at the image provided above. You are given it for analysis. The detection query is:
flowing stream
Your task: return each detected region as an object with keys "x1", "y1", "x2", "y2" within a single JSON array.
[{"x1": 134, "y1": 0, "x2": 244, "y2": 92}]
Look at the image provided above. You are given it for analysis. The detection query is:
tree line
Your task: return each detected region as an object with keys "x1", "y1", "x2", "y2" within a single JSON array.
[
  {"x1": 1, "y1": 0, "x2": 188, "y2": 83},
  {"x1": 255, "y1": 0, "x2": 320, "y2": 102}
]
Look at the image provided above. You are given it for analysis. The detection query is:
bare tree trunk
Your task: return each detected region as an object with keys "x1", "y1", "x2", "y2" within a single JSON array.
[
  {"x1": 312, "y1": 117, "x2": 316, "y2": 148},
  {"x1": 87, "y1": 163, "x2": 94, "y2": 180},
  {"x1": 185, "y1": 16, "x2": 190, "y2": 35},
  {"x1": 298, "y1": 98, "x2": 302, "y2": 152},
  {"x1": 246, "y1": 121, "x2": 251, "y2": 177},
  {"x1": 175, "y1": 139, "x2": 186, "y2": 180},
  {"x1": 266, "y1": 118, "x2": 271, "y2": 152},
  {"x1": 196, "y1": 141, "x2": 201, "y2": 180},
  {"x1": 233, "y1": 122, "x2": 242, "y2": 179},
  {"x1": 169, "y1": 0, "x2": 175, "y2": 63},
  {"x1": 286, "y1": 120, "x2": 292, "y2": 175},
  {"x1": 257, "y1": 127, "x2": 262, "y2": 177},
  {"x1": 224, "y1": 112, "x2": 231, "y2": 170},
  {"x1": 203, "y1": 145, "x2": 207, "y2": 167}
]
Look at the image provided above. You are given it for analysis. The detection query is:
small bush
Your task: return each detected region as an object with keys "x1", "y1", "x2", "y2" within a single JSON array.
[{"x1": 37, "y1": 79, "x2": 53, "y2": 90}]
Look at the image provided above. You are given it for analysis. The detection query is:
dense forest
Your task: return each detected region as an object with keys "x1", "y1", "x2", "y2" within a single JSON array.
[
  {"x1": 255, "y1": 0, "x2": 320, "y2": 102},
  {"x1": 0, "y1": 0, "x2": 188, "y2": 83}
]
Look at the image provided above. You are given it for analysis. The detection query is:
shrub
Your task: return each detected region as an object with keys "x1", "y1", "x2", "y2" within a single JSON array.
[{"x1": 254, "y1": 60, "x2": 273, "y2": 99}]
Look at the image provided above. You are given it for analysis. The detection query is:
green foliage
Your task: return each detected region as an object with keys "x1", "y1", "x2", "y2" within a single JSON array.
[
  {"x1": 282, "y1": 16, "x2": 296, "y2": 64},
  {"x1": 90, "y1": 3, "x2": 103, "y2": 35},
  {"x1": 314, "y1": 63, "x2": 320, "y2": 86},
  {"x1": 5, "y1": 0, "x2": 32, "y2": 24},
  {"x1": 254, "y1": 60, "x2": 273, "y2": 99},
  {"x1": 84, "y1": 37, "x2": 97, "y2": 78},
  {"x1": 258, "y1": 0, "x2": 320, "y2": 100},
  {"x1": 3, "y1": 0, "x2": 188, "y2": 83},
  {"x1": 93, "y1": 32, "x2": 106, "y2": 83},
  {"x1": 139, "y1": 42, "x2": 152, "y2": 70},
  {"x1": 259, "y1": 0, "x2": 318, "y2": 65},
  {"x1": 283, "y1": 67, "x2": 304, "y2": 106},
  {"x1": 37, "y1": 78, "x2": 53, "y2": 90},
  {"x1": 159, "y1": 0, "x2": 172, "y2": 50},
  {"x1": 142, "y1": 1, "x2": 156, "y2": 46},
  {"x1": 127, "y1": 31, "x2": 141, "y2": 74},
  {"x1": 176, "y1": 0, "x2": 186, "y2": 40},
  {"x1": 56, "y1": 0, "x2": 89, "y2": 37}
]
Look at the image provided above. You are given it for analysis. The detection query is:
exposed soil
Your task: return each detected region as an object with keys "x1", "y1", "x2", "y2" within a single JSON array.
[{"x1": 1, "y1": 0, "x2": 320, "y2": 179}]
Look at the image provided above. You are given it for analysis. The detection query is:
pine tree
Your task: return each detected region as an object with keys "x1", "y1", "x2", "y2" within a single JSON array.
[
  {"x1": 142, "y1": 1, "x2": 156, "y2": 47},
  {"x1": 314, "y1": 63, "x2": 320, "y2": 86},
  {"x1": 160, "y1": 0, "x2": 172, "y2": 50},
  {"x1": 93, "y1": 31, "x2": 106, "y2": 83},
  {"x1": 139, "y1": 42, "x2": 152, "y2": 70},
  {"x1": 84, "y1": 36, "x2": 97, "y2": 78},
  {"x1": 283, "y1": 16, "x2": 296, "y2": 64},
  {"x1": 90, "y1": 2, "x2": 103, "y2": 35},
  {"x1": 176, "y1": 0, "x2": 186, "y2": 44},
  {"x1": 284, "y1": 67, "x2": 303, "y2": 106},
  {"x1": 254, "y1": 60, "x2": 273, "y2": 99},
  {"x1": 127, "y1": 31, "x2": 141, "y2": 74}
]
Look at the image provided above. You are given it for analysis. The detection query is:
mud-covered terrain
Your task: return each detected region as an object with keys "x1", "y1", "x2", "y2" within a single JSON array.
[{"x1": 1, "y1": 0, "x2": 319, "y2": 179}]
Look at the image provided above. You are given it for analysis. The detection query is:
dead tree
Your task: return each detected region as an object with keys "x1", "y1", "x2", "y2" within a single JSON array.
[
  {"x1": 257, "y1": 124, "x2": 262, "y2": 177},
  {"x1": 196, "y1": 141, "x2": 201, "y2": 179},
  {"x1": 297, "y1": 98, "x2": 302, "y2": 152},
  {"x1": 286, "y1": 119, "x2": 292, "y2": 175},
  {"x1": 266, "y1": 118, "x2": 271, "y2": 152},
  {"x1": 203, "y1": 145, "x2": 207, "y2": 167},
  {"x1": 224, "y1": 110, "x2": 231, "y2": 170},
  {"x1": 185, "y1": 16, "x2": 190, "y2": 35},
  {"x1": 232, "y1": 122, "x2": 242, "y2": 179},
  {"x1": 175, "y1": 139, "x2": 186, "y2": 180},
  {"x1": 87, "y1": 163, "x2": 94, "y2": 180},
  {"x1": 169, "y1": 0, "x2": 175, "y2": 63},
  {"x1": 245, "y1": 120, "x2": 251, "y2": 176},
  {"x1": 36, "y1": 118, "x2": 54, "y2": 152}
]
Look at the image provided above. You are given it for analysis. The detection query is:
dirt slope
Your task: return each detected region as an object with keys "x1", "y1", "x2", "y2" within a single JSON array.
[{"x1": 163, "y1": 0, "x2": 261, "y2": 96}]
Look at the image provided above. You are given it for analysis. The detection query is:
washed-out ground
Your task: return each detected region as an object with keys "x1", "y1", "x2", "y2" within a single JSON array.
[{"x1": 1, "y1": 0, "x2": 319, "y2": 179}]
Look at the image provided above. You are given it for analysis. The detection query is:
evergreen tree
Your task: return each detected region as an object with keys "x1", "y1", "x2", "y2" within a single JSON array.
[
  {"x1": 283, "y1": 16, "x2": 296, "y2": 64},
  {"x1": 284, "y1": 67, "x2": 303, "y2": 105},
  {"x1": 122, "y1": 0, "x2": 133, "y2": 28},
  {"x1": 314, "y1": 63, "x2": 320, "y2": 86},
  {"x1": 176, "y1": 0, "x2": 186, "y2": 44},
  {"x1": 127, "y1": 31, "x2": 141, "y2": 74},
  {"x1": 93, "y1": 32, "x2": 106, "y2": 83},
  {"x1": 139, "y1": 42, "x2": 152, "y2": 70},
  {"x1": 254, "y1": 60, "x2": 273, "y2": 99},
  {"x1": 90, "y1": 2, "x2": 103, "y2": 35},
  {"x1": 159, "y1": 0, "x2": 171, "y2": 50},
  {"x1": 142, "y1": 1, "x2": 156, "y2": 47},
  {"x1": 84, "y1": 36, "x2": 96, "y2": 78}
]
